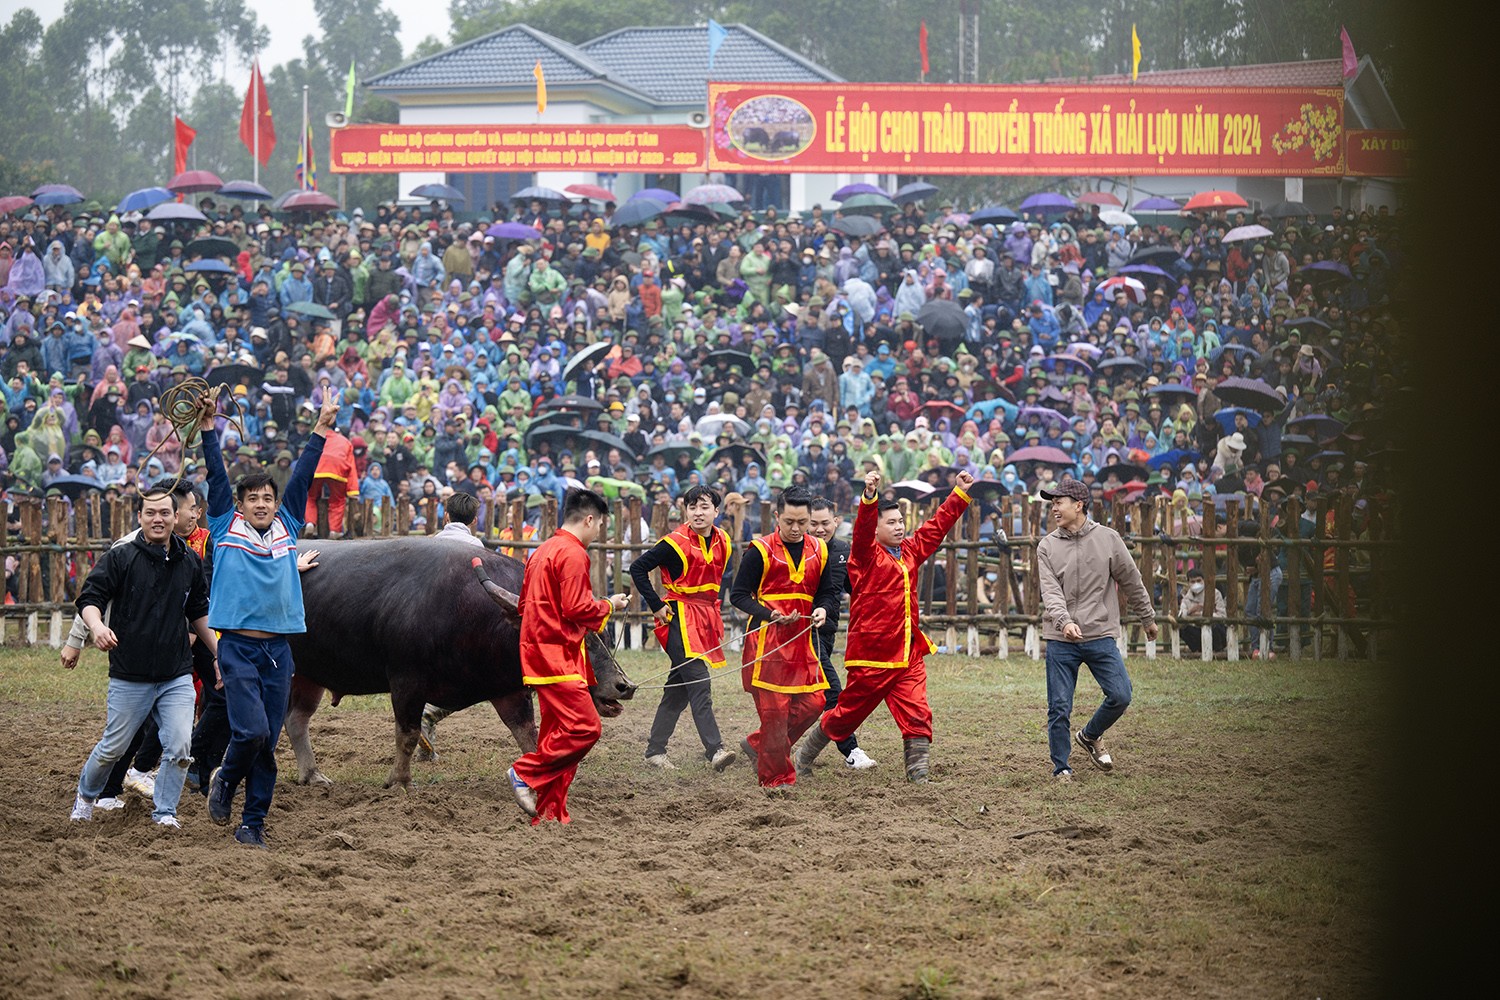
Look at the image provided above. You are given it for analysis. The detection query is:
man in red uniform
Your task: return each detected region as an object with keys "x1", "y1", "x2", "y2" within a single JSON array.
[
  {"x1": 796, "y1": 469, "x2": 974, "y2": 783},
  {"x1": 508, "y1": 487, "x2": 628, "y2": 824},
  {"x1": 629, "y1": 484, "x2": 736, "y2": 772},
  {"x1": 729, "y1": 487, "x2": 842, "y2": 794},
  {"x1": 303, "y1": 419, "x2": 360, "y2": 534}
]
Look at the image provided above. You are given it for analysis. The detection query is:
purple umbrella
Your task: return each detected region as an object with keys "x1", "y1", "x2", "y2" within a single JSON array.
[
  {"x1": 1015, "y1": 406, "x2": 1068, "y2": 426},
  {"x1": 630, "y1": 187, "x2": 678, "y2": 203},
  {"x1": 833, "y1": 182, "x2": 886, "y2": 200},
  {"x1": 1296, "y1": 260, "x2": 1353, "y2": 283},
  {"x1": 33, "y1": 184, "x2": 84, "y2": 206},
  {"x1": 1019, "y1": 192, "x2": 1074, "y2": 213},
  {"x1": 1132, "y1": 196, "x2": 1182, "y2": 212},
  {"x1": 1117, "y1": 263, "x2": 1172, "y2": 279},
  {"x1": 486, "y1": 221, "x2": 543, "y2": 240},
  {"x1": 1039, "y1": 355, "x2": 1092, "y2": 376},
  {"x1": 1214, "y1": 377, "x2": 1283, "y2": 410},
  {"x1": 1006, "y1": 446, "x2": 1075, "y2": 466},
  {"x1": 682, "y1": 183, "x2": 744, "y2": 205}
]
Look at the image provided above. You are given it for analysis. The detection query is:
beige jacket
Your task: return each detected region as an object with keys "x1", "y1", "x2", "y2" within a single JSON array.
[{"x1": 1036, "y1": 519, "x2": 1155, "y2": 641}]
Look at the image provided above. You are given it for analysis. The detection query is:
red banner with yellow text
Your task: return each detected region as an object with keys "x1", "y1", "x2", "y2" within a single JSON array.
[
  {"x1": 708, "y1": 82, "x2": 1345, "y2": 177},
  {"x1": 1344, "y1": 129, "x2": 1410, "y2": 177},
  {"x1": 328, "y1": 123, "x2": 706, "y2": 174}
]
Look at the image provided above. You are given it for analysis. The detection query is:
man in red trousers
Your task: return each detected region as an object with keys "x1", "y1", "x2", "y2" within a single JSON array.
[
  {"x1": 508, "y1": 488, "x2": 628, "y2": 824},
  {"x1": 795, "y1": 468, "x2": 973, "y2": 783},
  {"x1": 303, "y1": 415, "x2": 359, "y2": 535}
]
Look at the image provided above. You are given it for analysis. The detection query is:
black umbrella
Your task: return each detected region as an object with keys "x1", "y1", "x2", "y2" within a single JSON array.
[
  {"x1": 1124, "y1": 245, "x2": 1183, "y2": 268},
  {"x1": 560, "y1": 341, "x2": 612, "y2": 386},
  {"x1": 186, "y1": 236, "x2": 240, "y2": 259},
  {"x1": 1278, "y1": 433, "x2": 1317, "y2": 450},
  {"x1": 1213, "y1": 377, "x2": 1283, "y2": 410},
  {"x1": 1095, "y1": 462, "x2": 1149, "y2": 484},
  {"x1": 828, "y1": 215, "x2": 883, "y2": 237},
  {"x1": 969, "y1": 205, "x2": 1019, "y2": 226},
  {"x1": 610, "y1": 198, "x2": 668, "y2": 228},
  {"x1": 42, "y1": 474, "x2": 106, "y2": 499},
  {"x1": 575, "y1": 430, "x2": 638, "y2": 463},
  {"x1": 645, "y1": 443, "x2": 701, "y2": 467},
  {"x1": 705, "y1": 349, "x2": 755, "y2": 373},
  {"x1": 707, "y1": 443, "x2": 766, "y2": 470},
  {"x1": 915, "y1": 299, "x2": 966, "y2": 342},
  {"x1": 893, "y1": 182, "x2": 939, "y2": 205},
  {"x1": 1283, "y1": 316, "x2": 1333, "y2": 335},
  {"x1": 539, "y1": 394, "x2": 604, "y2": 412},
  {"x1": 1097, "y1": 356, "x2": 1148, "y2": 375},
  {"x1": 1265, "y1": 201, "x2": 1312, "y2": 219},
  {"x1": 204, "y1": 363, "x2": 265, "y2": 393},
  {"x1": 529, "y1": 411, "x2": 588, "y2": 432},
  {"x1": 286, "y1": 301, "x2": 336, "y2": 321}
]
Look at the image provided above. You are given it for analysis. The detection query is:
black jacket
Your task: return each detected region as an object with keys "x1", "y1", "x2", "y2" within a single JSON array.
[
  {"x1": 814, "y1": 536, "x2": 850, "y2": 659},
  {"x1": 76, "y1": 532, "x2": 209, "y2": 683}
]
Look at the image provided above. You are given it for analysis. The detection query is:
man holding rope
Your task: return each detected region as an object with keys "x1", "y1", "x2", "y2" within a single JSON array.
[
  {"x1": 796, "y1": 469, "x2": 973, "y2": 783},
  {"x1": 729, "y1": 486, "x2": 840, "y2": 794}
]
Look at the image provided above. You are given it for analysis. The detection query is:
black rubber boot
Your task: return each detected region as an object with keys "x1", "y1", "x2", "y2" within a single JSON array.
[
  {"x1": 794, "y1": 726, "x2": 831, "y2": 777},
  {"x1": 903, "y1": 737, "x2": 931, "y2": 783}
]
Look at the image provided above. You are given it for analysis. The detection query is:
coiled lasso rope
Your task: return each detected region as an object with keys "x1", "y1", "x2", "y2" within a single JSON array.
[{"x1": 137, "y1": 377, "x2": 249, "y2": 492}]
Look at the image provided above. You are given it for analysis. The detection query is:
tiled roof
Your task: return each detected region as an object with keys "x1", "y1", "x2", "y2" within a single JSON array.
[
  {"x1": 582, "y1": 23, "x2": 842, "y2": 106},
  {"x1": 1045, "y1": 59, "x2": 1343, "y2": 88},
  {"x1": 366, "y1": 24, "x2": 627, "y2": 93}
]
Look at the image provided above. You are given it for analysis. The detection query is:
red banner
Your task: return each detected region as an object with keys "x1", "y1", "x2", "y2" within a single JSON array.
[
  {"x1": 1344, "y1": 129, "x2": 1410, "y2": 177},
  {"x1": 328, "y1": 124, "x2": 706, "y2": 174},
  {"x1": 708, "y1": 82, "x2": 1346, "y2": 177}
]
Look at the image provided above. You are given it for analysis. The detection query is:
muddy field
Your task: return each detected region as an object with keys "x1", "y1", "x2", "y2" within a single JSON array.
[{"x1": 0, "y1": 648, "x2": 1388, "y2": 999}]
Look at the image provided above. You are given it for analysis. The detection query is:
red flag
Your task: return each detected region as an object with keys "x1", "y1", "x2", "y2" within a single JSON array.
[
  {"x1": 919, "y1": 21, "x2": 930, "y2": 75},
  {"x1": 173, "y1": 116, "x2": 197, "y2": 176},
  {"x1": 1340, "y1": 26, "x2": 1358, "y2": 78},
  {"x1": 239, "y1": 60, "x2": 276, "y2": 165}
]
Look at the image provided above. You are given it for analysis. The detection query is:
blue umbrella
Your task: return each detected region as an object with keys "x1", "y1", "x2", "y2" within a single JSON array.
[
  {"x1": 485, "y1": 221, "x2": 542, "y2": 240},
  {"x1": 1147, "y1": 448, "x2": 1198, "y2": 470},
  {"x1": 1019, "y1": 192, "x2": 1074, "y2": 213},
  {"x1": 1149, "y1": 382, "x2": 1198, "y2": 402},
  {"x1": 217, "y1": 180, "x2": 273, "y2": 200},
  {"x1": 116, "y1": 187, "x2": 173, "y2": 212},
  {"x1": 1212, "y1": 407, "x2": 1263, "y2": 433},
  {"x1": 833, "y1": 182, "x2": 886, "y2": 200},
  {"x1": 33, "y1": 183, "x2": 84, "y2": 205},
  {"x1": 631, "y1": 187, "x2": 678, "y2": 203},
  {"x1": 410, "y1": 182, "x2": 465, "y2": 203},
  {"x1": 184, "y1": 259, "x2": 233, "y2": 273},
  {"x1": 893, "y1": 181, "x2": 939, "y2": 204},
  {"x1": 610, "y1": 198, "x2": 669, "y2": 228},
  {"x1": 1133, "y1": 196, "x2": 1181, "y2": 212},
  {"x1": 970, "y1": 205, "x2": 1019, "y2": 226},
  {"x1": 513, "y1": 185, "x2": 568, "y2": 202},
  {"x1": 1286, "y1": 414, "x2": 1344, "y2": 440}
]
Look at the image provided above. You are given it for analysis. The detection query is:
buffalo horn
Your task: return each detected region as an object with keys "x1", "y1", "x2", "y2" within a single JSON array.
[{"x1": 471, "y1": 557, "x2": 522, "y2": 620}]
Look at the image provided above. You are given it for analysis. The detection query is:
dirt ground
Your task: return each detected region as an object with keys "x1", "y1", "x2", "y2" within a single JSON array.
[{"x1": 0, "y1": 647, "x2": 1389, "y2": 999}]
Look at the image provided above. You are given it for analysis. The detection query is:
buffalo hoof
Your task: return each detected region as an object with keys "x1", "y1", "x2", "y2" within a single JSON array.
[
  {"x1": 382, "y1": 775, "x2": 412, "y2": 791},
  {"x1": 298, "y1": 771, "x2": 333, "y2": 787}
]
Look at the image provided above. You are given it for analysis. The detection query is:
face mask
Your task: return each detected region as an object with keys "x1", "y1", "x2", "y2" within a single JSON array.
[{"x1": 1190, "y1": 581, "x2": 1204, "y2": 595}]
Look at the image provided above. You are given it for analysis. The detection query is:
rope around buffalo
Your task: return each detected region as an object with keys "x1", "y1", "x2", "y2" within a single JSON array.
[
  {"x1": 136, "y1": 377, "x2": 248, "y2": 493},
  {"x1": 631, "y1": 616, "x2": 817, "y2": 691}
]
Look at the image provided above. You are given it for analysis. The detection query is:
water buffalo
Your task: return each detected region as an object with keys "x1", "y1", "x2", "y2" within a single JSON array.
[
  {"x1": 741, "y1": 126, "x2": 770, "y2": 150},
  {"x1": 282, "y1": 538, "x2": 635, "y2": 789},
  {"x1": 771, "y1": 130, "x2": 801, "y2": 152}
]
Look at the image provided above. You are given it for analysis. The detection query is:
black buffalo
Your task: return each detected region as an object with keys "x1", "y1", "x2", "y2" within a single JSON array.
[
  {"x1": 771, "y1": 130, "x2": 800, "y2": 152},
  {"x1": 283, "y1": 538, "x2": 635, "y2": 789},
  {"x1": 741, "y1": 126, "x2": 770, "y2": 150}
]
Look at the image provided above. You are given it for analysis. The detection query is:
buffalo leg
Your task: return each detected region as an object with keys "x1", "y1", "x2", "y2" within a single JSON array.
[
  {"x1": 385, "y1": 681, "x2": 426, "y2": 790},
  {"x1": 491, "y1": 690, "x2": 539, "y2": 755},
  {"x1": 286, "y1": 675, "x2": 332, "y2": 786}
]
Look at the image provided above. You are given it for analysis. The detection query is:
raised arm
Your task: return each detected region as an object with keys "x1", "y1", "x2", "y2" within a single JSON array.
[
  {"x1": 280, "y1": 398, "x2": 337, "y2": 522},
  {"x1": 199, "y1": 397, "x2": 233, "y2": 518},
  {"x1": 905, "y1": 472, "x2": 974, "y2": 565},
  {"x1": 851, "y1": 470, "x2": 881, "y2": 555}
]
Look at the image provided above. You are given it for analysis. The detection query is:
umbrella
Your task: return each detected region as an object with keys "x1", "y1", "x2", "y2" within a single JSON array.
[
  {"x1": 486, "y1": 221, "x2": 543, "y2": 240},
  {"x1": 282, "y1": 190, "x2": 338, "y2": 211},
  {"x1": 682, "y1": 183, "x2": 744, "y2": 205},
  {"x1": 538, "y1": 394, "x2": 604, "y2": 413},
  {"x1": 1097, "y1": 275, "x2": 1146, "y2": 303},
  {"x1": 1214, "y1": 377, "x2": 1283, "y2": 410},
  {"x1": 969, "y1": 205, "x2": 1019, "y2": 226},
  {"x1": 410, "y1": 182, "x2": 464, "y2": 202},
  {"x1": 217, "y1": 179, "x2": 273, "y2": 200},
  {"x1": 1148, "y1": 383, "x2": 1198, "y2": 403},
  {"x1": 41, "y1": 474, "x2": 106, "y2": 499},
  {"x1": 1063, "y1": 341, "x2": 1103, "y2": 360},
  {"x1": 165, "y1": 331, "x2": 202, "y2": 344},
  {"x1": 1286, "y1": 414, "x2": 1344, "y2": 440},
  {"x1": 1265, "y1": 200, "x2": 1313, "y2": 219},
  {"x1": 828, "y1": 215, "x2": 883, "y2": 237},
  {"x1": 837, "y1": 193, "x2": 897, "y2": 214},
  {"x1": 167, "y1": 170, "x2": 224, "y2": 194},
  {"x1": 1016, "y1": 406, "x2": 1068, "y2": 427},
  {"x1": 1125, "y1": 246, "x2": 1183, "y2": 268},
  {"x1": 1278, "y1": 433, "x2": 1317, "y2": 451},
  {"x1": 1212, "y1": 407, "x2": 1263, "y2": 433},
  {"x1": 1223, "y1": 224, "x2": 1274, "y2": 243},
  {"x1": 1019, "y1": 192, "x2": 1074, "y2": 212},
  {"x1": 610, "y1": 198, "x2": 669, "y2": 228},
  {"x1": 0, "y1": 195, "x2": 33, "y2": 214},
  {"x1": 707, "y1": 443, "x2": 766, "y2": 470},
  {"x1": 1077, "y1": 191, "x2": 1123, "y2": 207},
  {"x1": 893, "y1": 181, "x2": 939, "y2": 204},
  {"x1": 147, "y1": 203, "x2": 206, "y2": 222},
  {"x1": 1095, "y1": 462, "x2": 1148, "y2": 483},
  {"x1": 186, "y1": 237, "x2": 239, "y2": 259},
  {"x1": 645, "y1": 443, "x2": 701, "y2": 467},
  {"x1": 1098, "y1": 209, "x2": 1136, "y2": 227},
  {"x1": 662, "y1": 201, "x2": 722, "y2": 224},
  {"x1": 1039, "y1": 355, "x2": 1092, "y2": 376},
  {"x1": 914, "y1": 299, "x2": 966, "y2": 342},
  {"x1": 529, "y1": 411, "x2": 588, "y2": 433},
  {"x1": 889, "y1": 480, "x2": 938, "y2": 503},
  {"x1": 32, "y1": 183, "x2": 85, "y2": 205},
  {"x1": 630, "y1": 187, "x2": 679, "y2": 203},
  {"x1": 574, "y1": 429, "x2": 639, "y2": 463},
  {"x1": 513, "y1": 185, "x2": 569, "y2": 202},
  {"x1": 116, "y1": 187, "x2": 173, "y2": 213},
  {"x1": 1183, "y1": 190, "x2": 1247, "y2": 211},
  {"x1": 1116, "y1": 263, "x2": 1173, "y2": 280},
  {"x1": 1006, "y1": 446, "x2": 1075, "y2": 466},
  {"x1": 204, "y1": 363, "x2": 264, "y2": 392},
  {"x1": 1132, "y1": 196, "x2": 1181, "y2": 212},
  {"x1": 560, "y1": 341, "x2": 612, "y2": 385},
  {"x1": 695, "y1": 414, "x2": 751, "y2": 439},
  {"x1": 833, "y1": 182, "x2": 887, "y2": 200},
  {"x1": 1146, "y1": 448, "x2": 1198, "y2": 470},
  {"x1": 705, "y1": 349, "x2": 755, "y2": 373},
  {"x1": 1283, "y1": 316, "x2": 1334, "y2": 335},
  {"x1": 1308, "y1": 450, "x2": 1347, "y2": 465},
  {"x1": 286, "y1": 301, "x2": 336, "y2": 320},
  {"x1": 1097, "y1": 357, "x2": 1148, "y2": 375},
  {"x1": 1209, "y1": 343, "x2": 1260, "y2": 367},
  {"x1": 565, "y1": 183, "x2": 616, "y2": 201},
  {"x1": 1296, "y1": 261, "x2": 1352, "y2": 283},
  {"x1": 183, "y1": 259, "x2": 233, "y2": 274},
  {"x1": 921, "y1": 400, "x2": 967, "y2": 421},
  {"x1": 941, "y1": 212, "x2": 970, "y2": 226}
]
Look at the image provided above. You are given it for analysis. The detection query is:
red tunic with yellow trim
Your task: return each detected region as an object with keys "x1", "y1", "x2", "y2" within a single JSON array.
[
  {"x1": 310, "y1": 430, "x2": 360, "y2": 500},
  {"x1": 740, "y1": 533, "x2": 830, "y2": 694},
  {"x1": 844, "y1": 487, "x2": 972, "y2": 670},
  {"x1": 653, "y1": 522, "x2": 732, "y2": 669},
  {"x1": 518, "y1": 528, "x2": 613, "y2": 687}
]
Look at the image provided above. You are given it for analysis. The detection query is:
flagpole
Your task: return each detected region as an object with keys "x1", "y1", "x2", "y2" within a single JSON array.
[
  {"x1": 301, "y1": 84, "x2": 310, "y2": 191},
  {"x1": 252, "y1": 59, "x2": 260, "y2": 186}
]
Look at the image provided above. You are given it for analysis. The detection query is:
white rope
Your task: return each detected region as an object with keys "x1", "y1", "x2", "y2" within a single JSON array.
[
  {"x1": 633, "y1": 616, "x2": 818, "y2": 691},
  {"x1": 628, "y1": 614, "x2": 779, "y2": 686}
]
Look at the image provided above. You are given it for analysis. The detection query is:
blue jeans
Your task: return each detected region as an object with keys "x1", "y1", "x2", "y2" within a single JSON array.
[
  {"x1": 1045, "y1": 636, "x2": 1133, "y2": 774},
  {"x1": 217, "y1": 632, "x2": 294, "y2": 831},
  {"x1": 1246, "y1": 567, "x2": 1283, "y2": 648},
  {"x1": 77, "y1": 674, "x2": 195, "y2": 820}
]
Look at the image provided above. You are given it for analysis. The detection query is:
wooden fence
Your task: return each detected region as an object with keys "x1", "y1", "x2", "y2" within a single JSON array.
[{"x1": 2, "y1": 489, "x2": 1395, "y2": 660}]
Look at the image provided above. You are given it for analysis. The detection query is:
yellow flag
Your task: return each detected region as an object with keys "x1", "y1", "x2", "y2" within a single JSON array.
[
  {"x1": 1131, "y1": 24, "x2": 1142, "y2": 82},
  {"x1": 534, "y1": 59, "x2": 547, "y2": 114}
]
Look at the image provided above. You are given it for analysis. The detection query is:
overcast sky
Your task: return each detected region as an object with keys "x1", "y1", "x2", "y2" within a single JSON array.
[{"x1": 0, "y1": 0, "x2": 450, "y2": 76}]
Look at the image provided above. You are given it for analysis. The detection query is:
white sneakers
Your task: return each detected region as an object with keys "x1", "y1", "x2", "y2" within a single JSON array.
[
  {"x1": 708, "y1": 747, "x2": 737, "y2": 772},
  {"x1": 507, "y1": 767, "x2": 537, "y2": 818},
  {"x1": 123, "y1": 768, "x2": 156, "y2": 798},
  {"x1": 844, "y1": 748, "x2": 878, "y2": 770},
  {"x1": 95, "y1": 797, "x2": 126, "y2": 811},
  {"x1": 644, "y1": 754, "x2": 678, "y2": 770},
  {"x1": 70, "y1": 796, "x2": 94, "y2": 822},
  {"x1": 153, "y1": 815, "x2": 182, "y2": 829}
]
